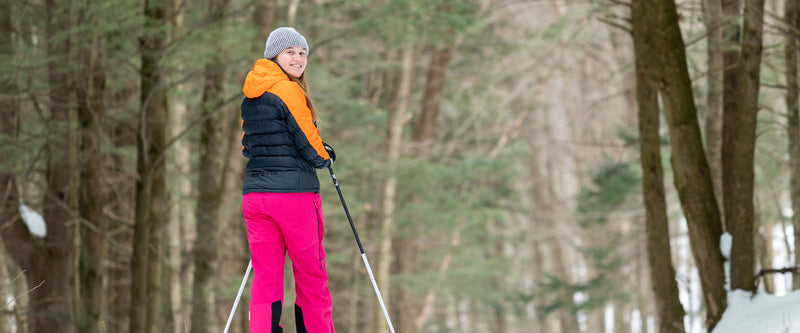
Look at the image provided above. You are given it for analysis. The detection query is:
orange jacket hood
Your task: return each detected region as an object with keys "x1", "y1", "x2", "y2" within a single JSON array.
[{"x1": 242, "y1": 59, "x2": 288, "y2": 98}]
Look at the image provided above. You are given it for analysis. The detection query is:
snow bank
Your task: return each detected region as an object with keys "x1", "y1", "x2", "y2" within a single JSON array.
[
  {"x1": 712, "y1": 231, "x2": 800, "y2": 333},
  {"x1": 713, "y1": 289, "x2": 800, "y2": 333}
]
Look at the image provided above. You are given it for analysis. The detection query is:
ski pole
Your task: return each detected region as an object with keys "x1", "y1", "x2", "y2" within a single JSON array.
[
  {"x1": 327, "y1": 165, "x2": 396, "y2": 333},
  {"x1": 224, "y1": 259, "x2": 252, "y2": 333}
]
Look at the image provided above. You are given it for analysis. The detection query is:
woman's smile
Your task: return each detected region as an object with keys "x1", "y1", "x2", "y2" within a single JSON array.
[{"x1": 275, "y1": 46, "x2": 307, "y2": 78}]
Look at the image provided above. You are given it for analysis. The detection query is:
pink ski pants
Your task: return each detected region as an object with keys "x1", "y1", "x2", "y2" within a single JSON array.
[{"x1": 242, "y1": 192, "x2": 336, "y2": 332}]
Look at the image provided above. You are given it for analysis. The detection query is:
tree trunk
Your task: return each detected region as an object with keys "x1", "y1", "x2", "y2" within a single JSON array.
[
  {"x1": 35, "y1": 1, "x2": 75, "y2": 332},
  {"x1": 725, "y1": 0, "x2": 763, "y2": 292},
  {"x1": 376, "y1": 45, "x2": 413, "y2": 333},
  {"x1": 524, "y1": 96, "x2": 580, "y2": 333},
  {"x1": 161, "y1": 6, "x2": 187, "y2": 333},
  {"x1": 550, "y1": 238, "x2": 580, "y2": 333},
  {"x1": 130, "y1": 0, "x2": 170, "y2": 332},
  {"x1": 287, "y1": 0, "x2": 300, "y2": 27},
  {"x1": 145, "y1": 137, "x2": 168, "y2": 333},
  {"x1": 392, "y1": 235, "x2": 417, "y2": 333},
  {"x1": 651, "y1": 0, "x2": 727, "y2": 328},
  {"x1": 69, "y1": 100, "x2": 80, "y2": 333},
  {"x1": 0, "y1": 250, "x2": 10, "y2": 333},
  {"x1": 75, "y1": 7, "x2": 108, "y2": 333},
  {"x1": 190, "y1": 1, "x2": 230, "y2": 332},
  {"x1": 703, "y1": 0, "x2": 725, "y2": 215},
  {"x1": 614, "y1": 301, "x2": 630, "y2": 333},
  {"x1": 528, "y1": 140, "x2": 581, "y2": 332},
  {"x1": 413, "y1": 219, "x2": 463, "y2": 331},
  {"x1": 398, "y1": 41, "x2": 457, "y2": 333},
  {"x1": 721, "y1": 0, "x2": 741, "y2": 232},
  {"x1": 0, "y1": 5, "x2": 29, "y2": 330},
  {"x1": 636, "y1": 239, "x2": 652, "y2": 333},
  {"x1": 0, "y1": 0, "x2": 18, "y2": 228},
  {"x1": 529, "y1": 236, "x2": 552, "y2": 333},
  {"x1": 630, "y1": 1, "x2": 687, "y2": 330},
  {"x1": 755, "y1": 216, "x2": 775, "y2": 293},
  {"x1": 253, "y1": 0, "x2": 277, "y2": 42},
  {"x1": 413, "y1": 47, "x2": 453, "y2": 153},
  {"x1": 0, "y1": 6, "x2": 24, "y2": 333},
  {"x1": 492, "y1": 303, "x2": 507, "y2": 333},
  {"x1": 784, "y1": 0, "x2": 800, "y2": 292}
]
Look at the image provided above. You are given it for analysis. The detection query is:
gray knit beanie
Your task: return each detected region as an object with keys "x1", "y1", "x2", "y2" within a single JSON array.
[{"x1": 264, "y1": 27, "x2": 309, "y2": 60}]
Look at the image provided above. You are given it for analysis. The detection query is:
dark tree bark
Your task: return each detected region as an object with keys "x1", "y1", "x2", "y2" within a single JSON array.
[
  {"x1": 0, "y1": 5, "x2": 36, "y2": 333},
  {"x1": 0, "y1": 6, "x2": 26, "y2": 327},
  {"x1": 651, "y1": 0, "x2": 727, "y2": 328},
  {"x1": 413, "y1": 47, "x2": 453, "y2": 150},
  {"x1": 30, "y1": 1, "x2": 76, "y2": 332},
  {"x1": 0, "y1": 0, "x2": 16, "y2": 209},
  {"x1": 630, "y1": 0, "x2": 686, "y2": 330},
  {"x1": 253, "y1": 0, "x2": 277, "y2": 43},
  {"x1": 190, "y1": 0, "x2": 231, "y2": 332},
  {"x1": 785, "y1": 0, "x2": 800, "y2": 292},
  {"x1": 725, "y1": 0, "x2": 764, "y2": 292},
  {"x1": 130, "y1": 0, "x2": 170, "y2": 332},
  {"x1": 703, "y1": 0, "x2": 724, "y2": 214},
  {"x1": 720, "y1": 0, "x2": 741, "y2": 232},
  {"x1": 392, "y1": 231, "x2": 418, "y2": 333},
  {"x1": 75, "y1": 6, "x2": 108, "y2": 333}
]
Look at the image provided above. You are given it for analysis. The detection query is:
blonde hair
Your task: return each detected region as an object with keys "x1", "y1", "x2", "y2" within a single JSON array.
[
  {"x1": 290, "y1": 72, "x2": 319, "y2": 123},
  {"x1": 271, "y1": 53, "x2": 319, "y2": 123}
]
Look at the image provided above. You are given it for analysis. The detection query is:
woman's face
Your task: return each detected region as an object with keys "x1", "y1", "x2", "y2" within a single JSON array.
[{"x1": 274, "y1": 46, "x2": 307, "y2": 78}]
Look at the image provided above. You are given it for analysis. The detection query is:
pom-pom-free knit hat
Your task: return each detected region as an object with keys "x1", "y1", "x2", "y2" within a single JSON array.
[{"x1": 264, "y1": 27, "x2": 309, "y2": 60}]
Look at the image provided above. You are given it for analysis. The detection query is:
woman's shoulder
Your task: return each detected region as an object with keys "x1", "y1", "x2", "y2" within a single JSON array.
[{"x1": 270, "y1": 80, "x2": 305, "y2": 105}]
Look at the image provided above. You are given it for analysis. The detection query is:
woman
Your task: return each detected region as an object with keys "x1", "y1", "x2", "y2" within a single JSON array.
[{"x1": 240, "y1": 26, "x2": 337, "y2": 332}]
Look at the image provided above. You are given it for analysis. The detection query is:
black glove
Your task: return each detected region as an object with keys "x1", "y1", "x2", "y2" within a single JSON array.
[{"x1": 323, "y1": 142, "x2": 336, "y2": 162}]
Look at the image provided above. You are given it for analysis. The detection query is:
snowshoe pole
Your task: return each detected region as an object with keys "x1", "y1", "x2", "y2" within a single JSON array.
[
  {"x1": 327, "y1": 165, "x2": 396, "y2": 333},
  {"x1": 224, "y1": 260, "x2": 252, "y2": 333}
]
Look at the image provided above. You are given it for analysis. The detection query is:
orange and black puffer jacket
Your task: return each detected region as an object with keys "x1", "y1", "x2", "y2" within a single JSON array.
[{"x1": 240, "y1": 59, "x2": 331, "y2": 194}]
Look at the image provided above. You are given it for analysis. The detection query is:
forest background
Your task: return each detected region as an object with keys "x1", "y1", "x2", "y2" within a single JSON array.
[{"x1": 0, "y1": 0, "x2": 799, "y2": 332}]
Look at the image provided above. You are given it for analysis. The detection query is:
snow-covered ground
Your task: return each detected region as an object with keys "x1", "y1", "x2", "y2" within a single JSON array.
[
  {"x1": 712, "y1": 230, "x2": 800, "y2": 333},
  {"x1": 713, "y1": 289, "x2": 800, "y2": 333}
]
